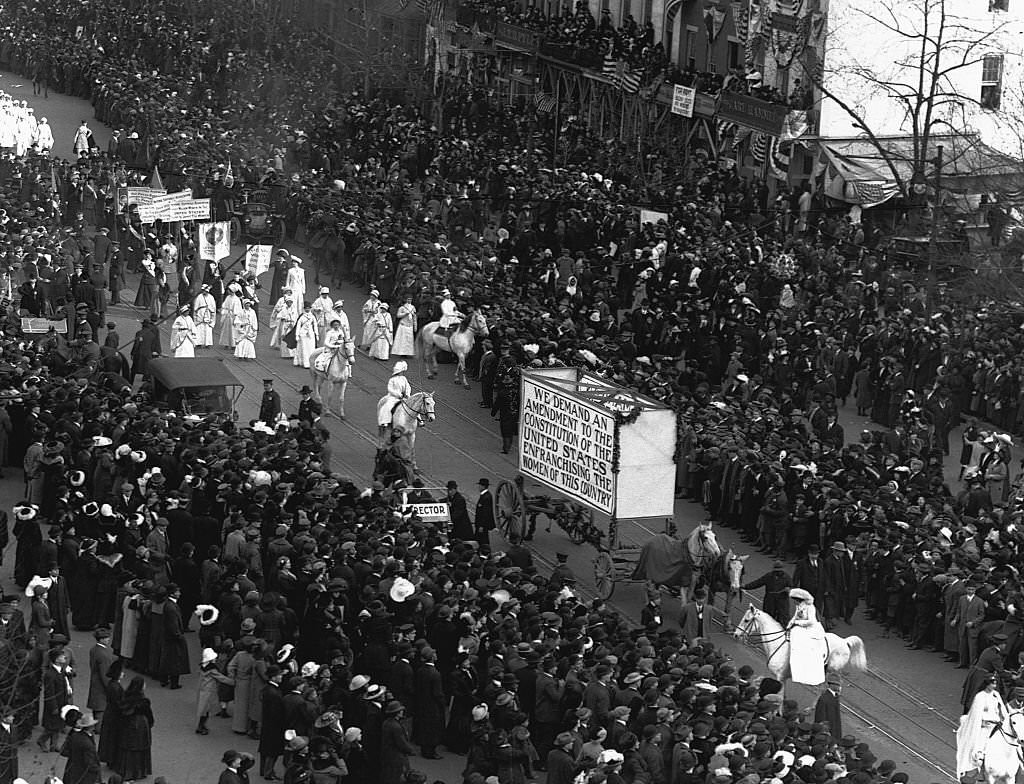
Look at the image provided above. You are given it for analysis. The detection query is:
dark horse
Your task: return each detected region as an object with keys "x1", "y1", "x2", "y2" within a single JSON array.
[{"x1": 373, "y1": 447, "x2": 414, "y2": 488}]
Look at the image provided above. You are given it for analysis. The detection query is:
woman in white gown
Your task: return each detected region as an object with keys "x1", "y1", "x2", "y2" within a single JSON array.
[
  {"x1": 787, "y1": 588, "x2": 827, "y2": 685},
  {"x1": 234, "y1": 300, "x2": 258, "y2": 360},
  {"x1": 293, "y1": 303, "x2": 319, "y2": 368},
  {"x1": 368, "y1": 303, "x2": 394, "y2": 361},
  {"x1": 219, "y1": 283, "x2": 243, "y2": 348},
  {"x1": 285, "y1": 258, "x2": 306, "y2": 305},
  {"x1": 393, "y1": 296, "x2": 417, "y2": 357},
  {"x1": 361, "y1": 290, "x2": 381, "y2": 348},
  {"x1": 269, "y1": 291, "x2": 297, "y2": 359},
  {"x1": 957, "y1": 675, "x2": 1006, "y2": 779}
]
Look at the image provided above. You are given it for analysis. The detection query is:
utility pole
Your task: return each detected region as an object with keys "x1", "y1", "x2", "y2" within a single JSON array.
[{"x1": 927, "y1": 143, "x2": 943, "y2": 303}]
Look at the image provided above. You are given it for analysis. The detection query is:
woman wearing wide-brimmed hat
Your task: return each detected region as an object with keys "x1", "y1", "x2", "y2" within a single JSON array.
[{"x1": 787, "y1": 587, "x2": 827, "y2": 685}]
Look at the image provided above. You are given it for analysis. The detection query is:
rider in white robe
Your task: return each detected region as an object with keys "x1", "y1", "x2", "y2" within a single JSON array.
[
  {"x1": 327, "y1": 301, "x2": 351, "y2": 346},
  {"x1": 787, "y1": 588, "x2": 827, "y2": 685},
  {"x1": 377, "y1": 361, "x2": 411, "y2": 427},
  {"x1": 438, "y1": 288, "x2": 462, "y2": 329},
  {"x1": 193, "y1": 286, "x2": 217, "y2": 347},
  {"x1": 957, "y1": 678, "x2": 1006, "y2": 778},
  {"x1": 311, "y1": 321, "x2": 355, "y2": 372}
]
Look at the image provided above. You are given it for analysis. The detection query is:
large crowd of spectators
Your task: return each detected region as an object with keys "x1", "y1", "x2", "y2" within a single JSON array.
[{"x1": 0, "y1": 0, "x2": 1018, "y2": 784}]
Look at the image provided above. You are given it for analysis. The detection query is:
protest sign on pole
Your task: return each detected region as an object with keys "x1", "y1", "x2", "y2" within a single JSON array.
[
  {"x1": 167, "y1": 199, "x2": 211, "y2": 221},
  {"x1": 671, "y1": 84, "x2": 696, "y2": 117},
  {"x1": 639, "y1": 209, "x2": 669, "y2": 226},
  {"x1": 199, "y1": 222, "x2": 231, "y2": 261},
  {"x1": 245, "y1": 245, "x2": 273, "y2": 276}
]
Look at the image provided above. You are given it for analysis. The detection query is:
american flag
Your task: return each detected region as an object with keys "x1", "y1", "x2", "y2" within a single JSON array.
[
  {"x1": 602, "y1": 53, "x2": 617, "y2": 75},
  {"x1": 852, "y1": 181, "x2": 888, "y2": 205},
  {"x1": 751, "y1": 132, "x2": 769, "y2": 162},
  {"x1": 619, "y1": 65, "x2": 641, "y2": 93},
  {"x1": 732, "y1": 127, "x2": 752, "y2": 149},
  {"x1": 416, "y1": 0, "x2": 445, "y2": 25}
]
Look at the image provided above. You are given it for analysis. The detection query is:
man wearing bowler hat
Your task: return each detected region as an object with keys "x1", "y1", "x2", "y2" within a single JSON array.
[
  {"x1": 813, "y1": 673, "x2": 843, "y2": 742},
  {"x1": 297, "y1": 385, "x2": 322, "y2": 426},
  {"x1": 474, "y1": 478, "x2": 495, "y2": 552}
]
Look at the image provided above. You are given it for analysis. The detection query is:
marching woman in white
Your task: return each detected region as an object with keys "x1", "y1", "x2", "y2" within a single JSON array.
[
  {"x1": 33, "y1": 117, "x2": 54, "y2": 154},
  {"x1": 171, "y1": 305, "x2": 198, "y2": 358},
  {"x1": 293, "y1": 302, "x2": 319, "y2": 369},
  {"x1": 360, "y1": 289, "x2": 381, "y2": 348},
  {"x1": 393, "y1": 295, "x2": 417, "y2": 357},
  {"x1": 311, "y1": 287, "x2": 334, "y2": 342},
  {"x1": 234, "y1": 300, "x2": 258, "y2": 360},
  {"x1": 368, "y1": 302, "x2": 394, "y2": 361},
  {"x1": 285, "y1": 257, "x2": 306, "y2": 305},
  {"x1": 786, "y1": 588, "x2": 828, "y2": 685},
  {"x1": 193, "y1": 284, "x2": 217, "y2": 348},
  {"x1": 269, "y1": 289, "x2": 297, "y2": 359},
  {"x1": 219, "y1": 282, "x2": 243, "y2": 349}
]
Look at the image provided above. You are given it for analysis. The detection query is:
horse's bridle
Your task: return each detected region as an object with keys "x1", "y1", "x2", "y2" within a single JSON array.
[
  {"x1": 399, "y1": 394, "x2": 433, "y2": 425},
  {"x1": 735, "y1": 611, "x2": 789, "y2": 644}
]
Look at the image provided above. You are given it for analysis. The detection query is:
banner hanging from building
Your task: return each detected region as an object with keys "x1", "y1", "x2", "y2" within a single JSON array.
[{"x1": 671, "y1": 85, "x2": 696, "y2": 117}]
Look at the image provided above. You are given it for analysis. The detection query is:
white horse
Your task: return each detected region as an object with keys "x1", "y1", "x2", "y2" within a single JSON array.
[
  {"x1": 734, "y1": 604, "x2": 868, "y2": 683},
  {"x1": 976, "y1": 709, "x2": 1024, "y2": 784},
  {"x1": 376, "y1": 391, "x2": 436, "y2": 468},
  {"x1": 309, "y1": 345, "x2": 353, "y2": 419},
  {"x1": 721, "y1": 550, "x2": 749, "y2": 631},
  {"x1": 417, "y1": 310, "x2": 489, "y2": 387}
]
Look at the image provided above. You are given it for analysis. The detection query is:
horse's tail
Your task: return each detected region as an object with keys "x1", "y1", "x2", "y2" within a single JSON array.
[{"x1": 845, "y1": 636, "x2": 868, "y2": 671}]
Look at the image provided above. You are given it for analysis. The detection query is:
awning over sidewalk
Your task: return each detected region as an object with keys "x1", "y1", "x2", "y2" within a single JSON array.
[{"x1": 815, "y1": 134, "x2": 1024, "y2": 206}]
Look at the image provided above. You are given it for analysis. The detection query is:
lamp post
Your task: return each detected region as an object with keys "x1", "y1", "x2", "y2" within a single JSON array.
[{"x1": 926, "y1": 144, "x2": 944, "y2": 301}]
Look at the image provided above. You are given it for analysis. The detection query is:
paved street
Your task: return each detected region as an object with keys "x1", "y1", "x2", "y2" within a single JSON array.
[{"x1": 0, "y1": 72, "x2": 974, "y2": 784}]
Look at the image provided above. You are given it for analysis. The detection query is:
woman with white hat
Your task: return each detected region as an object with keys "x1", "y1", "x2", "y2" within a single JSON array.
[
  {"x1": 377, "y1": 361, "x2": 411, "y2": 443},
  {"x1": 787, "y1": 587, "x2": 827, "y2": 685},
  {"x1": 367, "y1": 302, "x2": 393, "y2": 361},
  {"x1": 360, "y1": 289, "x2": 380, "y2": 349}
]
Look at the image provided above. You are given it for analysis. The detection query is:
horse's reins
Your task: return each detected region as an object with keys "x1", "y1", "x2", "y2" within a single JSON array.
[
  {"x1": 736, "y1": 611, "x2": 791, "y2": 669},
  {"x1": 399, "y1": 394, "x2": 431, "y2": 426}
]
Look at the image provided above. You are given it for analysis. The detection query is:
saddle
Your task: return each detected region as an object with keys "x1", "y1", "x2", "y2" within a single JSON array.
[
  {"x1": 311, "y1": 352, "x2": 329, "y2": 372},
  {"x1": 436, "y1": 325, "x2": 456, "y2": 339}
]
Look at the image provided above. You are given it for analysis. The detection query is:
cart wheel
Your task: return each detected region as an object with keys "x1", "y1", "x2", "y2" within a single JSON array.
[
  {"x1": 496, "y1": 480, "x2": 526, "y2": 541},
  {"x1": 594, "y1": 551, "x2": 615, "y2": 600},
  {"x1": 229, "y1": 216, "x2": 242, "y2": 245}
]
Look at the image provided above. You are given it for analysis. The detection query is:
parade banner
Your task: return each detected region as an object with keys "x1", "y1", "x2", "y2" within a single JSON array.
[
  {"x1": 116, "y1": 186, "x2": 165, "y2": 215},
  {"x1": 519, "y1": 368, "x2": 676, "y2": 518},
  {"x1": 401, "y1": 502, "x2": 451, "y2": 523},
  {"x1": 640, "y1": 209, "x2": 669, "y2": 226},
  {"x1": 245, "y1": 244, "x2": 274, "y2": 276},
  {"x1": 199, "y1": 222, "x2": 231, "y2": 261},
  {"x1": 671, "y1": 84, "x2": 695, "y2": 117},
  {"x1": 166, "y1": 198, "x2": 211, "y2": 221},
  {"x1": 519, "y1": 374, "x2": 617, "y2": 515},
  {"x1": 21, "y1": 318, "x2": 67, "y2": 334}
]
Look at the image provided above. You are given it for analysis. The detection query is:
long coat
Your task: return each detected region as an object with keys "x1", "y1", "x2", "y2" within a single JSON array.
[
  {"x1": 412, "y1": 663, "x2": 445, "y2": 749},
  {"x1": 0, "y1": 722, "x2": 17, "y2": 784},
  {"x1": 196, "y1": 664, "x2": 235, "y2": 724},
  {"x1": 63, "y1": 729, "x2": 101, "y2": 784},
  {"x1": 259, "y1": 683, "x2": 287, "y2": 758},
  {"x1": 813, "y1": 688, "x2": 842, "y2": 741},
  {"x1": 159, "y1": 600, "x2": 190, "y2": 677},
  {"x1": 41, "y1": 665, "x2": 70, "y2": 731},
  {"x1": 380, "y1": 716, "x2": 416, "y2": 784},
  {"x1": 227, "y1": 650, "x2": 256, "y2": 733},
  {"x1": 87, "y1": 643, "x2": 116, "y2": 713}
]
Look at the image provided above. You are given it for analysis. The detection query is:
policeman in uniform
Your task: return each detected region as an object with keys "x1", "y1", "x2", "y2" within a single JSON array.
[{"x1": 259, "y1": 379, "x2": 281, "y2": 424}]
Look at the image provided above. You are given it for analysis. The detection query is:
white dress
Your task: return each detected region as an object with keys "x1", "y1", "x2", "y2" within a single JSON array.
[
  {"x1": 285, "y1": 265, "x2": 306, "y2": 304},
  {"x1": 787, "y1": 601, "x2": 827, "y2": 685},
  {"x1": 361, "y1": 297, "x2": 380, "y2": 347},
  {"x1": 293, "y1": 311, "x2": 319, "y2": 368},
  {"x1": 368, "y1": 311, "x2": 393, "y2": 361},
  {"x1": 171, "y1": 315, "x2": 197, "y2": 358},
  {"x1": 311, "y1": 296, "x2": 334, "y2": 341},
  {"x1": 393, "y1": 303, "x2": 417, "y2": 357},
  {"x1": 193, "y1": 293, "x2": 217, "y2": 347},
  {"x1": 219, "y1": 293, "x2": 242, "y2": 347},
  {"x1": 269, "y1": 297, "x2": 297, "y2": 359},
  {"x1": 957, "y1": 688, "x2": 1006, "y2": 777},
  {"x1": 234, "y1": 309, "x2": 258, "y2": 359}
]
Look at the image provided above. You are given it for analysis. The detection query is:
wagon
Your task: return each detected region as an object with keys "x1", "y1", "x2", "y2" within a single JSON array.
[
  {"x1": 495, "y1": 476, "x2": 693, "y2": 600},
  {"x1": 148, "y1": 358, "x2": 243, "y2": 418}
]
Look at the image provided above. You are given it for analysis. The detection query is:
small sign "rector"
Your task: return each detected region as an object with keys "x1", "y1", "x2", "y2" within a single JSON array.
[{"x1": 402, "y1": 503, "x2": 451, "y2": 523}]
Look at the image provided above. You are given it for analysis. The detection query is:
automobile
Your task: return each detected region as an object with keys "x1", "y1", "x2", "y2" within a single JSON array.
[
  {"x1": 147, "y1": 357, "x2": 243, "y2": 418},
  {"x1": 229, "y1": 188, "x2": 286, "y2": 245}
]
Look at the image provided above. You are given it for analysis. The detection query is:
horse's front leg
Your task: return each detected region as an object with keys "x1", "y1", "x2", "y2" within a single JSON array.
[{"x1": 337, "y1": 381, "x2": 347, "y2": 420}]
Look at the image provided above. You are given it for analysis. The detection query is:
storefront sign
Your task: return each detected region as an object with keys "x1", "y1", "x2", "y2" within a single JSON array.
[
  {"x1": 716, "y1": 92, "x2": 787, "y2": 135},
  {"x1": 495, "y1": 21, "x2": 539, "y2": 51}
]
